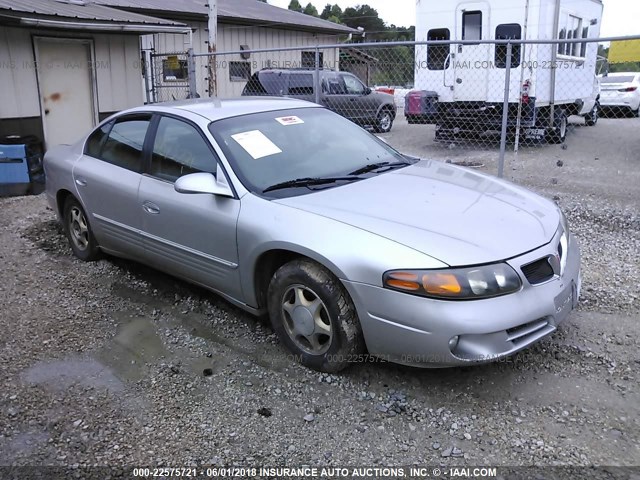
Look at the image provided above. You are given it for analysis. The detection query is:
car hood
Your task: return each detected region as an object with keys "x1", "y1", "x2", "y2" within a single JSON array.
[{"x1": 275, "y1": 160, "x2": 560, "y2": 266}]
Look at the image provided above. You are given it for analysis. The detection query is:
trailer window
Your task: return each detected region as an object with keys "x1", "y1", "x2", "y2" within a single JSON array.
[
  {"x1": 462, "y1": 11, "x2": 482, "y2": 41},
  {"x1": 495, "y1": 24, "x2": 522, "y2": 68},
  {"x1": 558, "y1": 14, "x2": 583, "y2": 57},
  {"x1": 427, "y1": 28, "x2": 450, "y2": 70}
]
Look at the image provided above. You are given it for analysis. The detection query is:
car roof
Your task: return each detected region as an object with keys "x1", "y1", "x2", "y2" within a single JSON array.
[{"x1": 126, "y1": 97, "x2": 320, "y2": 121}]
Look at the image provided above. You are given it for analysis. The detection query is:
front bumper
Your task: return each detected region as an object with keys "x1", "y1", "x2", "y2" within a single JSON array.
[{"x1": 343, "y1": 230, "x2": 581, "y2": 367}]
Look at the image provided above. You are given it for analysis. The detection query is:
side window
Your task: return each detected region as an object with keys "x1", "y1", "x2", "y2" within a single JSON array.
[
  {"x1": 462, "y1": 11, "x2": 482, "y2": 41},
  {"x1": 288, "y1": 74, "x2": 314, "y2": 95},
  {"x1": 100, "y1": 116, "x2": 151, "y2": 172},
  {"x1": 341, "y1": 74, "x2": 365, "y2": 94},
  {"x1": 427, "y1": 28, "x2": 450, "y2": 70},
  {"x1": 324, "y1": 74, "x2": 347, "y2": 95},
  {"x1": 558, "y1": 14, "x2": 583, "y2": 57},
  {"x1": 84, "y1": 121, "x2": 112, "y2": 158},
  {"x1": 495, "y1": 24, "x2": 522, "y2": 68},
  {"x1": 150, "y1": 116, "x2": 218, "y2": 182}
]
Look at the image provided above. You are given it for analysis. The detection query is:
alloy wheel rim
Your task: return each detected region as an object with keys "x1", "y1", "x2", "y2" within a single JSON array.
[
  {"x1": 69, "y1": 206, "x2": 89, "y2": 251},
  {"x1": 380, "y1": 113, "x2": 392, "y2": 131},
  {"x1": 281, "y1": 284, "x2": 332, "y2": 355}
]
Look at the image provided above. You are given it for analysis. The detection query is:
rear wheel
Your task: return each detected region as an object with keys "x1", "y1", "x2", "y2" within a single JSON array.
[
  {"x1": 63, "y1": 197, "x2": 101, "y2": 261},
  {"x1": 585, "y1": 102, "x2": 599, "y2": 126},
  {"x1": 548, "y1": 109, "x2": 567, "y2": 144},
  {"x1": 267, "y1": 259, "x2": 365, "y2": 372}
]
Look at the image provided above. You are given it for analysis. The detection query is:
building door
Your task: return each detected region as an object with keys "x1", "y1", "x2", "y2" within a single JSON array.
[{"x1": 35, "y1": 38, "x2": 96, "y2": 148}]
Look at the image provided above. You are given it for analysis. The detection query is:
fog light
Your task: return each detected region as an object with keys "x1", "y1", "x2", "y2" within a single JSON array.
[{"x1": 448, "y1": 335, "x2": 460, "y2": 351}]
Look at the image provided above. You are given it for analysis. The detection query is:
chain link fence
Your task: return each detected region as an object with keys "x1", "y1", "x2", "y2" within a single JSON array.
[
  {"x1": 145, "y1": 37, "x2": 640, "y2": 177},
  {"x1": 145, "y1": 51, "x2": 194, "y2": 104}
]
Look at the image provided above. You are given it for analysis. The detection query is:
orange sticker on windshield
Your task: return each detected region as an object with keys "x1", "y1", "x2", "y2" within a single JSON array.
[{"x1": 275, "y1": 116, "x2": 304, "y2": 126}]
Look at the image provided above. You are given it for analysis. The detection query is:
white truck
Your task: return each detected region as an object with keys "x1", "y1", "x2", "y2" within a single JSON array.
[{"x1": 407, "y1": 0, "x2": 603, "y2": 143}]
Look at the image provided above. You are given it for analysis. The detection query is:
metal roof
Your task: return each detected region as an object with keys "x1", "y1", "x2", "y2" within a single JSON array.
[
  {"x1": 92, "y1": 0, "x2": 357, "y2": 34},
  {"x1": 0, "y1": 0, "x2": 185, "y2": 27}
]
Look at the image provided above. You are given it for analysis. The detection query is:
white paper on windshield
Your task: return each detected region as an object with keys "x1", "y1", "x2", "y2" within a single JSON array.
[
  {"x1": 275, "y1": 115, "x2": 304, "y2": 126},
  {"x1": 231, "y1": 130, "x2": 282, "y2": 159}
]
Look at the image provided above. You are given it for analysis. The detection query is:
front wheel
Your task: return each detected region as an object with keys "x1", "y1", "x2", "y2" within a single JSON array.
[
  {"x1": 63, "y1": 197, "x2": 101, "y2": 261},
  {"x1": 585, "y1": 102, "x2": 599, "y2": 126},
  {"x1": 374, "y1": 109, "x2": 394, "y2": 133},
  {"x1": 267, "y1": 259, "x2": 365, "y2": 372}
]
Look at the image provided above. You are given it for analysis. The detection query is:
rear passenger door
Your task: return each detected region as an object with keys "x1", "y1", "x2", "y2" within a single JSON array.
[
  {"x1": 138, "y1": 114, "x2": 242, "y2": 299},
  {"x1": 287, "y1": 73, "x2": 315, "y2": 103},
  {"x1": 73, "y1": 114, "x2": 151, "y2": 258}
]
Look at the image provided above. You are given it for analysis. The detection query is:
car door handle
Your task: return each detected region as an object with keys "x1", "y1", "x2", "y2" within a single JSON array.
[
  {"x1": 75, "y1": 177, "x2": 87, "y2": 187},
  {"x1": 142, "y1": 201, "x2": 160, "y2": 215}
]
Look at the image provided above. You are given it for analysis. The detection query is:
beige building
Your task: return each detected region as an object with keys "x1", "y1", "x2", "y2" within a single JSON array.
[
  {"x1": 0, "y1": 0, "x2": 187, "y2": 148},
  {"x1": 96, "y1": 0, "x2": 356, "y2": 100}
]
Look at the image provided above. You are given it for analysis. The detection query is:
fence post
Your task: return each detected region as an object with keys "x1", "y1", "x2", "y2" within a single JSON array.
[
  {"x1": 498, "y1": 42, "x2": 513, "y2": 179},
  {"x1": 187, "y1": 48, "x2": 197, "y2": 99},
  {"x1": 314, "y1": 47, "x2": 321, "y2": 104}
]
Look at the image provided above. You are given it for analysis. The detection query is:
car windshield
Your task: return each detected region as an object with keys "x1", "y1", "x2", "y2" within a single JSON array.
[
  {"x1": 600, "y1": 75, "x2": 636, "y2": 83},
  {"x1": 209, "y1": 107, "x2": 410, "y2": 197}
]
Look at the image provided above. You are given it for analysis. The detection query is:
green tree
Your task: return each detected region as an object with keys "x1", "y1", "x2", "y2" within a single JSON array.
[
  {"x1": 320, "y1": 3, "x2": 332, "y2": 19},
  {"x1": 288, "y1": 0, "x2": 303, "y2": 13},
  {"x1": 342, "y1": 5, "x2": 385, "y2": 40},
  {"x1": 303, "y1": 2, "x2": 319, "y2": 16}
]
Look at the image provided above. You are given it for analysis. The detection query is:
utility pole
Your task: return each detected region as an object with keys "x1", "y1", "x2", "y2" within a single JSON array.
[{"x1": 207, "y1": 0, "x2": 217, "y2": 97}]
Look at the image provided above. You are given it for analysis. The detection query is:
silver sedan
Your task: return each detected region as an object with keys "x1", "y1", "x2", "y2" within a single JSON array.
[{"x1": 44, "y1": 98, "x2": 581, "y2": 372}]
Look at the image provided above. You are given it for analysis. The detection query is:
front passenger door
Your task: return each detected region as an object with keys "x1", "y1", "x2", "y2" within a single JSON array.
[{"x1": 138, "y1": 115, "x2": 242, "y2": 300}]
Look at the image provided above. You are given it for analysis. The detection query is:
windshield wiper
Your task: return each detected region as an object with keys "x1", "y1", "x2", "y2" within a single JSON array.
[
  {"x1": 348, "y1": 160, "x2": 412, "y2": 176},
  {"x1": 262, "y1": 176, "x2": 362, "y2": 193}
]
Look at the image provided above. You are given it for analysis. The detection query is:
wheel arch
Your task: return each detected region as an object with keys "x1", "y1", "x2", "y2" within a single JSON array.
[
  {"x1": 249, "y1": 244, "x2": 350, "y2": 311},
  {"x1": 376, "y1": 102, "x2": 397, "y2": 119},
  {"x1": 56, "y1": 189, "x2": 76, "y2": 219}
]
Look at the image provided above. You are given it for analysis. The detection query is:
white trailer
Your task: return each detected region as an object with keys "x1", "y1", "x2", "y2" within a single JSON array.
[{"x1": 407, "y1": 0, "x2": 603, "y2": 142}]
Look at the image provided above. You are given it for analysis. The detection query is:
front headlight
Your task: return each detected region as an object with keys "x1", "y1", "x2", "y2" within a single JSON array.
[
  {"x1": 383, "y1": 263, "x2": 522, "y2": 300},
  {"x1": 558, "y1": 209, "x2": 569, "y2": 275}
]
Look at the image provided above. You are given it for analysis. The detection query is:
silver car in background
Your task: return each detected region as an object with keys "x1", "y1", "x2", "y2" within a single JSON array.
[{"x1": 44, "y1": 98, "x2": 580, "y2": 372}]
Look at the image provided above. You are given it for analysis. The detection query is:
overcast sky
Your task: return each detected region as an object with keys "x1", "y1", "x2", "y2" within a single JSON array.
[{"x1": 267, "y1": 0, "x2": 640, "y2": 37}]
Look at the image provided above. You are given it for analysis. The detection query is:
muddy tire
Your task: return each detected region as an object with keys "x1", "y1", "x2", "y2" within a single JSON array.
[{"x1": 267, "y1": 259, "x2": 365, "y2": 372}]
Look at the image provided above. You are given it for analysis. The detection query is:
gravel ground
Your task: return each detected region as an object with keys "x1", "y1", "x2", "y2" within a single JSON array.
[{"x1": 0, "y1": 117, "x2": 639, "y2": 475}]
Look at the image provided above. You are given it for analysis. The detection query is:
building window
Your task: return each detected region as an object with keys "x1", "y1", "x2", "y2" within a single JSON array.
[
  {"x1": 301, "y1": 51, "x2": 323, "y2": 68},
  {"x1": 558, "y1": 14, "x2": 584, "y2": 57},
  {"x1": 495, "y1": 24, "x2": 522, "y2": 68},
  {"x1": 462, "y1": 11, "x2": 482, "y2": 41},
  {"x1": 427, "y1": 28, "x2": 450, "y2": 70},
  {"x1": 162, "y1": 56, "x2": 188, "y2": 82},
  {"x1": 229, "y1": 61, "x2": 251, "y2": 82}
]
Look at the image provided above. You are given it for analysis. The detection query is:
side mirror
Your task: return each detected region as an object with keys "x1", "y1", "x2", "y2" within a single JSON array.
[
  {"x1": 174, "y1": 172, "x2": 234, "y2": 198},
  {"x1": 364, "y1": 87, "x2": 372, "y2": 95}
]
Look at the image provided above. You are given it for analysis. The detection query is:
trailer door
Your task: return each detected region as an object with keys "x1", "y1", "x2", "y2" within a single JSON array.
[{"x1": 453, "y1": 2, "x2": 490, "y2": 101}]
